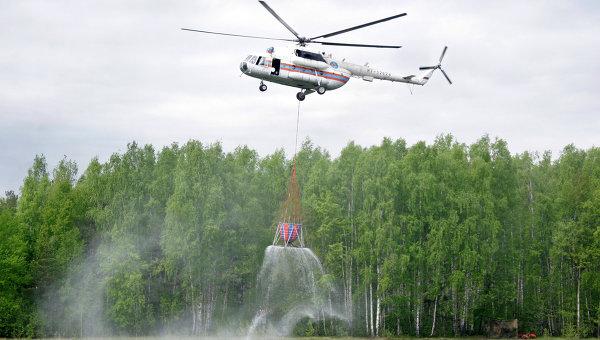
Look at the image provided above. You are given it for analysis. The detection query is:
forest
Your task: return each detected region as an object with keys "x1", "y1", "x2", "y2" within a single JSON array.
[{"x1": 1, "y1": 135, "x2": 599, "y2": 337}]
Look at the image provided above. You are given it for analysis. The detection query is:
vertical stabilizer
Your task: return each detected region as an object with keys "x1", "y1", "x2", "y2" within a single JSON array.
[{"x1": 416, "y1": 69, "x2": 436, "y2": 85}]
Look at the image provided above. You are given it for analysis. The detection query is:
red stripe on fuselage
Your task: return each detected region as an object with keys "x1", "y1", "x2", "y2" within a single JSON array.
[{"x1": 280, "y1": 63, "x2": 349, "y2": 83}]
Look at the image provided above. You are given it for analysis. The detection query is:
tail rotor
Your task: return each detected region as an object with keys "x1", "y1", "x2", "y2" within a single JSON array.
[{"x1": 419, "y1": 46, "x2": 452, "y2": 84}]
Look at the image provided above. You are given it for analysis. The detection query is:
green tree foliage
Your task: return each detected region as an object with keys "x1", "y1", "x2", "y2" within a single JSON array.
[
  {"x1": 1, "y1": 136, "x2": 599, "y2": 337},
  {"x1": 0, "y1": 191, "x2": 33, "y2": 336}
]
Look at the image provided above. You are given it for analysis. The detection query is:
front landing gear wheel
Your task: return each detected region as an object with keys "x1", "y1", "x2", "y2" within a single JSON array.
[
  {"x1": 296, "y1": 91, "x2": 306, "y2": 101},
  {"x1": 259, "y1": 83, "x2": 267, "y2": 92},
  {"x1": 317, "y1": 86, "x2": 326, "y2": 95}
]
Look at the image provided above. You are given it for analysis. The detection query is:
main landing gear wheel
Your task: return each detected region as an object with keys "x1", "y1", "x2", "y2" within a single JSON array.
[
  {"x1": 296, "y1": 91, "x2": 306, "y2": 101},
  {"x1": 317, "y1": 86, "x2": 326, "y2": 95},
  {"x1": 259, "y1": 82, "x2": 267, "y2": 92}
]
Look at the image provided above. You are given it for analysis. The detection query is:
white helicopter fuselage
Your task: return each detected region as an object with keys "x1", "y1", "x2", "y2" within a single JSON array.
[
  {"x1": 240, "y1": 49, "x2": 350, "y2": 92},
  {"x1": 239, "y1": 47, "x2": 435, "y2": 95}
]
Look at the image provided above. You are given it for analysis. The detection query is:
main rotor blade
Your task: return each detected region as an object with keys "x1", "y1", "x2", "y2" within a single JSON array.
[
  {"x1": 258, "y1": 1, "x2": 301, "y2": 40},
  {"x1": 314, "y1": 41, "x2": 401, "y2": 49},
  {"x1": 440, "y1": 68, "x2": 452, "y2": 84},
  {"x1": 181, "y1": 28, "x2": 296, "y2": 42},
  {"x1": 439, "y1": 46, "x2": 448, "y2": 63},
  {"x1": 419, "y1": 66, "x2": 437, "y2": 70},
  {"x1": 310, "y1": 13, "x2": 406, "y2": 40}
]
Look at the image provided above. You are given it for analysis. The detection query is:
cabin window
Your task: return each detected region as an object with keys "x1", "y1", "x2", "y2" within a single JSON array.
[
  {"x1": 294, "y1": 49, "x2": 326, "y2": 62},
  {"x1": 256, "y1": 56, "x2": 262, "y2": 65}
]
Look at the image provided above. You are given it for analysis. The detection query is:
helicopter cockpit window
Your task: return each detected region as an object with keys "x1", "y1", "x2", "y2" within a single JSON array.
[
  {"x1": 249, "y1": 56, "x2": 258, "y2": 64},
  {"x1": 295, "y1": 49, "x2": 326, "y2": 62}
]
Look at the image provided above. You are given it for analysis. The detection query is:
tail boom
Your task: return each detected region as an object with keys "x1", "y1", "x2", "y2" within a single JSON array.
[
  {"x1": 339, "y1": 60, "x2": 434, "y2": 86},
  {"x1": 338, "y1": 46, "x2": 450, "y2": 86}
]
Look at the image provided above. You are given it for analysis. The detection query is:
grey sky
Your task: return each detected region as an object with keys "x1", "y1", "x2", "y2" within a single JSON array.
[{"x1": 1, "y1": 1, "x2": 599, "y2": 193}]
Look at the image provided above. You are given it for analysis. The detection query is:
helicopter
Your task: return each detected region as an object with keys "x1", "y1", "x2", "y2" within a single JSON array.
[{"x1": 182, "y1": 1, "x2": 451, "y2": 101}]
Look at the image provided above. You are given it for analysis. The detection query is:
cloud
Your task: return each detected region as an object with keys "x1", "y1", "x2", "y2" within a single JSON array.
[{"x1": 1, "y1": 1, "x2": 599, "y2": 192}]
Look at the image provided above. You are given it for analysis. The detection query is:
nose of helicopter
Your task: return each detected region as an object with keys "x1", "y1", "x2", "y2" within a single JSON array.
[{"x1": 239, "y1": 61, "x2": 249, "y2": 73}]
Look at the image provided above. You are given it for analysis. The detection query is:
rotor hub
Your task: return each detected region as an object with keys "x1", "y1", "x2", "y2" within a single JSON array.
[{"x1": 297, "y1": 37, "x2": 309, "y2": 46}]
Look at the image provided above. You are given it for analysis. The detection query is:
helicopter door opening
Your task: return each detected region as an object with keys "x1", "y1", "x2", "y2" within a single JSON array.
[{"x1": 271, "y1": 58, "x2": 280, "y2": 76}]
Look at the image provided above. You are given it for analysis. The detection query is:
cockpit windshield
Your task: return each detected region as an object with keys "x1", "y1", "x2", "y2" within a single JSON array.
[{"x1": 295, "y1": 49, "x2": 326, "y2": 62}]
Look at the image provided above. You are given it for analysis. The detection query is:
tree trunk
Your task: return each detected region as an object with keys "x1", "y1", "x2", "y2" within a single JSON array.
[
  {"x1": 348, "y1": 181, "x2": 355, "y2": 335},
  {"x1": 376, "y1": 293, "x2": 381, "y2": 336},
  {"x1": 451, "y1": 260, "x2": 458, "y2": 335},
  {"x1": 322, "y1": 306, "x2": 327, "y2": 335},
  {"x1": 586, "y1": 295, "x2": 591, "y2": 324},
  {"x1": 376, "y1": 263, "x2": 381, "y2": 336},
  {"x1": 415, "y1": 302, "x2": 420, "y2": 337},
  {"x1": 348, "y1": 257, "x2": 353, "y2": 334},
  {"x1": 560, "y1": 260, "x2": 564, "y2": 333},
  {"x1": 369, "y1": 282, "x2": 375, "y2": 336},
  {"x1": 452, "y1": 284, "x2": 458, "y2": 335},
  {"x1": 365, "y1": 283, "x2": 370, "y2": 335},
  {"x1": 518, "y1": 269, "x2": 524, "y2": 308},
  {"x1": 329, "y1": 291, "x2": 334, "y2": 331},
  {"x1": 221, "y1": 283, "x2": 228, "y2": 321},
  {"x1": 191, "y1": 277, "x2": 196, "y2": 334},
  {"x1": 348, "y1": 259, "x2": 353, "y2": 318},
  {"x1": 342, "y1": 260, "x2": 348, "y2": 312},
  {"x1": 208, "y1": 285, "x2": 214, "y2": 334},
  {"x1": 383, "y1": 304, "x2": 387, "y2": 336},
  {"x1": 577, "y1": 267, "x2": 581, "y2": 332},
  {"x1": 462, "y1": 280, "x2": 470, "y2": 334},
  {"x1": 430, "y1": 295, "x2": 438, "y2": 336}
]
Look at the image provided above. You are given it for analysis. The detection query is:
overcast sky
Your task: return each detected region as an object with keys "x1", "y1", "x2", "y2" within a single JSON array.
[{"x1": 1, "y1": 1, "x2": 599, "y2": 193}]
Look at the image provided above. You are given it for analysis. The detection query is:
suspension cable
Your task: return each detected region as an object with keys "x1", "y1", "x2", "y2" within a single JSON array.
[{"x1": 294, "y1": 100, "x2": 301, "y2": 158}]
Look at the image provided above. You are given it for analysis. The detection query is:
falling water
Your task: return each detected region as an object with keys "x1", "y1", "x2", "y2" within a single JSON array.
[{"x1": 247, "y1": 245, "x2": 346, "y2": 338}]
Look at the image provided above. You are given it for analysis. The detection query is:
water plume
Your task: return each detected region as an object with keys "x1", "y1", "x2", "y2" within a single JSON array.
[{"x1": 247, "y1": 245, "x2": 347, "y2": 337}]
